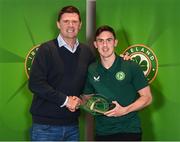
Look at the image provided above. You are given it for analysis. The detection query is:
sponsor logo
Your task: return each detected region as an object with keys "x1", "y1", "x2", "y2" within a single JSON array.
[
  {"x1": 123, "y1": 44, "x2": 158, "y2": 83},
  {"x1": 24, "y1": 45, "x2": 40, "y2": 78},
  {"x1": 93, "y1": 75, "x2": 100, "y2": 82}
]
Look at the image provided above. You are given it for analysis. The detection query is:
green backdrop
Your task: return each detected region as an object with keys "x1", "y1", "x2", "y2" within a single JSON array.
[
  {"x1": 0, "y1": 0, "x2": 86, "y2": 140},
  {"x1": 96, "y1": 0, "x2": 180, "y2": 140},
  {"x1": 1, "y1": 0, "x2": 180, "y2": 141}
]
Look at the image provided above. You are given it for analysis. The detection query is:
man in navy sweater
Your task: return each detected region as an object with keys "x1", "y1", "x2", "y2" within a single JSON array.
[{"x1": 28, "y1": 6, "x2": 95, "y2": 141}]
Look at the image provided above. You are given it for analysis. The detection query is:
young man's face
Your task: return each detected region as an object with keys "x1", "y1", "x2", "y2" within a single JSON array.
[
  {"x1": 94, "y1": 31, "x2": 118, "y2": 58},
  {"x1": 57, "y1": 13, "x2": 82, "y2": 40}
]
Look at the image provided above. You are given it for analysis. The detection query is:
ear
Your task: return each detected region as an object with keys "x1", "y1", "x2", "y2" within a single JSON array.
[
  {"x1": 114, "y1": 39, "x2": 118, "y2": 47},
  {"x1": 93, "y1": 41, "x2": 98, "y2": 49},
  {"x1": 56, "y1": 21, "x2": 60, "y2": 29},
  {"x1": 79, "y1": 21, "x2": 82, "y2": 30}
]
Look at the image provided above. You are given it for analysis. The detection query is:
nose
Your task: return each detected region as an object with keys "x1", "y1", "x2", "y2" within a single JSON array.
[
  {"x1": 68, "y1": 21, "x2": 73, "y2": 26},
  {"x1": 67, "y1": 21, "x2": 75, "y2": 27},
  {"x1": 103, "y1": 40, "x2": 108, "y2": 46}
]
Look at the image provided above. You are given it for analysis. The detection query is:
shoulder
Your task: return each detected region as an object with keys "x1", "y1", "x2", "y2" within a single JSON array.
[
  {"x1": 79, "y1": 42, "x2": 96, "y2": 62},
  {"x1": 39, "y1": 39, "x2": 57, "y2": 49},
  {"x1": 88, "y1": 61, "x2": 99, "y2": 72},
  {"x1": 89, "y1": 61, "x2": 98, "y2": 68},
  {"x1": 120, "y1": 57, "x2": 140, "y2": 69},
  {"x1": 79, "y1": 42, "x2": 90, "y2": 48},
  {"x1": 118, "y1": 57, "x2": 144, "y2": 75},
  {"x1": 79, "y1": 43, "x2": 95, "y2": 54},
  {"x1": 37, "y1": 39, "x2": 57, "y2": 54}
]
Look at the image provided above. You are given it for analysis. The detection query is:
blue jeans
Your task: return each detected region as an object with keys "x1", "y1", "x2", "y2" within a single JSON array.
[{"x1": 30, "y1": 123, "x2": 79, "y2": 141}]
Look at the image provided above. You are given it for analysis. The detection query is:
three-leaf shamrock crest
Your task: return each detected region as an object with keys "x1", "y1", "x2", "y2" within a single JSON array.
[
  {"x1": 132, "y1": 55, "x2": 148, "y2": 72},
  {"x1": 122, "y1": 44, "x2": 158, "y2": 83}
]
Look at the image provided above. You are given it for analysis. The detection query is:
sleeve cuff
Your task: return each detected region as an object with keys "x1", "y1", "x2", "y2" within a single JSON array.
[{"x1": 60, "y1": 96, "x2": 68, "y2": 107}]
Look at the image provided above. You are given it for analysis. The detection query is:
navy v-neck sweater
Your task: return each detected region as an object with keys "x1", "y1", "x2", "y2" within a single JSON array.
[{"x1": 29, "y1": 39, "x2": 95, "y2": 125}]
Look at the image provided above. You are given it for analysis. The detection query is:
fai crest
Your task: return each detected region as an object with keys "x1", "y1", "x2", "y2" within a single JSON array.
[
  {"x1": 123, "y1": 44, "x2": 158, "y2": 83},
  {"x1": 115, "y1": 71, "x2": 125, "y2": 81},
  {"x1": 24, "y1": 45, "x2": 40, "y2": 78}
]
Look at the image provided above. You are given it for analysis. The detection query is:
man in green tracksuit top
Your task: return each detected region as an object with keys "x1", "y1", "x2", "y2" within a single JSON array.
[{"x1": 83, "y1": 25, "x2": 152, "y2": 141}]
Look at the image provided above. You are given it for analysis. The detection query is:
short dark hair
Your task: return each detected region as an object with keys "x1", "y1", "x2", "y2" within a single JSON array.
[
  {"x1": 95, "y1": 25, "x2": 116, "y2": 39},
  {"x1": 57, "y1": 5, "x2": 81, "y2": 21}
]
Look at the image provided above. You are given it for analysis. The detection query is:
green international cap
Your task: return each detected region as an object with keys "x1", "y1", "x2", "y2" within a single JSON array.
[{"x1": 80, "y1": 95, "x2": 115, "y2": 115}]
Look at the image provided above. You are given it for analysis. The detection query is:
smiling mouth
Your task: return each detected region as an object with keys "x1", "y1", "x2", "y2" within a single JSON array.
[
  {"x1": 67, "y1": 29, "x2": 75, "y2": 33},
  {"x1": 102, "y1": 48, "x2": 109, "y2": 52}
]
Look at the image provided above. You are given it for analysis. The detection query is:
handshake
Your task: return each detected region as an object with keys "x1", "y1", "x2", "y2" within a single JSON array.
[
  {"x1": 65, "y1": 96, "x2": 82, "y2": 112},
  {"x1": 65, "y1": 95, "x2": 115, "y2": 115}
]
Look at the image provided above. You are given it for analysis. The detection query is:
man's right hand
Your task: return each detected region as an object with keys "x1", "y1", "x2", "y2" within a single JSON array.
[{"x1": 66, "y1": 96, "x2": 82, "y2": 112}]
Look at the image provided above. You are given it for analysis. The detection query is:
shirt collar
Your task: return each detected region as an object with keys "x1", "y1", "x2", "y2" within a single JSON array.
[
  {"x1": 57, "y1": 34, "x2": 79, "y2": 53},
  {"x1": 98, "y1": 54, "x2": 121, "y2": 73}
]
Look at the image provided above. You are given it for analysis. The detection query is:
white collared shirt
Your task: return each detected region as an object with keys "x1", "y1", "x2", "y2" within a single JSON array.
[{"x1": 57, "y1": 34, "x2": 79, "y2": 53}]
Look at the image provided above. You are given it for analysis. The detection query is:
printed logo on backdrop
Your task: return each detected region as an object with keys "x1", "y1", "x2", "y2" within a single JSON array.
[
  {"x1": 122, "y1": 44, "x2": 158, "y2": 83},
  {"x1": 25, "y1": 45, "x2": 40, "y2": 78}
]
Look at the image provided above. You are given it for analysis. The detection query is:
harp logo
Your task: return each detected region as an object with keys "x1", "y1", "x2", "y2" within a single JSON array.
[
  {"x1": 123, "y1": 44, "x2": 158, "y2": 83},
  {"x1": 24, "y1": 45, "x2": 40, "y2": 78}
]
